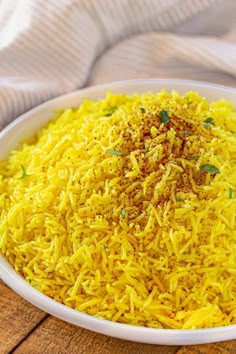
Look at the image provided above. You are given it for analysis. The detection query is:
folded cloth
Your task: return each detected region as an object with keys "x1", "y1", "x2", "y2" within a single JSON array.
[{"x1": 0, "y1": 0, "x2": 235, "y2": 128}]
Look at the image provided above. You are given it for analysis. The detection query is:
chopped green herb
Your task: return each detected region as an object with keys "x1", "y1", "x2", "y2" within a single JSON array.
[
  {"x1": 159, "y1": 109, "x2": 170, "y2": 126},
  {"x1": 146, "y1": 146, "x2": 150, "y2": 153},
  {"x1": 28, "y1": 279, "x2": 32, "y2": 283},
  {"x1": 140, "y1": 107, "x2": 146, "y2": 113},
  {"x1": 182, "y1": 131, "x2": 190, "y2": 135},
  {"x1": 230, "y1": 131, "x2": 235, "y2": 134},
  {"x1": 186, "y1": 97, "x2": 192, "y2": 105},
  {"x1": 121, "y1": 209, "x2": 126, "y2": 218},
  {"x1": 204, "y1": 117, "x2": 215, "y2": 128},
  {"x1": 185, "y1": 155, "x2": 200, "y2": 160},
  {"x1": 200, "y1": 164, "x2": 220, "y2": 174},
  {"x1": 103, "y1": 106, "x2": 118, "y2": 116},
  {"x1": 18, "y1": 165, "x2": 30, "y2": 179},
  {"x1": 33, "y1": 284, "x2": 38, "y2": 287},
  {"x1": 205, "y1": 118, "x2": 213, "y2": 123},
  {"x1": 106, "y1": 149, "x2": 124, "y2": 156},
  {"x1": 204, "y1": 117, "x2": 215, "y2": 124},
  {"x1": 229, "y1": 188, "x2": 234, "y2": 199},
  {"x1": 176, "y1": 197, "x2": 182, "y2": 202},
  {"x1": 104, "y1": 245, "x2": 109, "y2": 251}
]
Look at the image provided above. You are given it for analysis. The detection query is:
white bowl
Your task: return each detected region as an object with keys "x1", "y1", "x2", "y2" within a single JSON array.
[{"x1": 0, "y1": 79, "x2": 236, "y2": 345}]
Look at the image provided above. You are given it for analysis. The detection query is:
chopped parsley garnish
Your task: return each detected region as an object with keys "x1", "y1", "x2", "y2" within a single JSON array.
[
  {"x1": 146, "y1": 147, "x2": 151, "y2": 153},
  {"x1": 121, "y1": 209, "x2": 126, "y2": 218},
  {"x1": 28, "y1": 279, "x2": 32, "y2": 283},
  {"x1": 140, "y1": 107, "x2": 146, "y2": 113},
  {"x1": 204, "y1": 117, "x2": 215, "y2": 124},
  {"x1": 204, "y1": 117, "x2": 215, "y2": 128},
  {"x1": 106, "y1": 149, "x2": 124, "y2": 156},
  {"x1": 200, "y1": 164, "x2": 220, "y2": 174},
  {"x1": 104, "y1": 106, "x2": 118, "y2": 116},
  {"x1": 159, "y1": 109, "x2": 170, "y2": 126},
  {"x1": 18, "y1": 165, "x2": 31, "y2": 179},
  {"x1": 176, "y1": 197, "x2": 182, "y2": 202},
  {"x1": 182, "y1": 131, "x2": 190, "y2": 135},
  {"x1": 229, "y1": 188, "x2": 234, "y2": 199},
  {"x1": 186, "y1": 97, "x2": 192, "y2": 105},
  {"x1": 185, "y1": 155, "x2": 200, "y2": 160},
  {"x1": 104, "y1": 245, "x2": 109, "y2": 251}
]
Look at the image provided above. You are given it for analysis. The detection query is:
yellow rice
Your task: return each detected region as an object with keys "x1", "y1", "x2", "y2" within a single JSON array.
[{"x1": 0, "y1": 90, "x2": 236, "y2": 329}]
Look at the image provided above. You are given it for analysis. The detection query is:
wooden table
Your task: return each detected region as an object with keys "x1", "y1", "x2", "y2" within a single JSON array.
[{"x1": 0, "y1": 280, "x2": 235, "y2": 354}]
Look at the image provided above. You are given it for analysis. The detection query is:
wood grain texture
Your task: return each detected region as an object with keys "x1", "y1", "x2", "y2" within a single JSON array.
[
  {"x1": 0, "y1": 280, "x2": 47, "y2": 354},
  {"x1": 13, "y1": 316, "x2": 179, "y2": 354},
  {"x1": 176, "y1": 341, "x2": 236, "y2": 354}
]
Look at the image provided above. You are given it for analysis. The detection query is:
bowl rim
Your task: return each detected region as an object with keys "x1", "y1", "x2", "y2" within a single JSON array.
[{"x1": 0, "y1": 78, "x2": 236, "y2": 345}]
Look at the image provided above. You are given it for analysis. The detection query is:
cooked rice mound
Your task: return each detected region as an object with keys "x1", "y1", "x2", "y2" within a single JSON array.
[{"x1": 0, "y1": 90, "x2": 236, "y2": 329}]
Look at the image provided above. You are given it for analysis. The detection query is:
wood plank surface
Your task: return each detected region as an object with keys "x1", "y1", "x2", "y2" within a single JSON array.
[
  {"x1": 176, "y1": 341, "x2": 236, "y2": 354},
  {"x1": 12, "y1": 315, "x2": 179, "y2": 354},
  {"x1": 0, "y1": 281, "x2": 47, "y2": 354}
]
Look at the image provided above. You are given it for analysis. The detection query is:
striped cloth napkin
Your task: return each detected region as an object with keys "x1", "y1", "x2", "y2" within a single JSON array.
[{"x1": 0, "y1": 0, "x2": 235, "y2": 129}]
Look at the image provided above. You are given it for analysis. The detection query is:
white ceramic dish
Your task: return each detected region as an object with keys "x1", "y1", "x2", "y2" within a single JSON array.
[{"x1": 0, "y1": 79, "x2": 236, "y2": 345}]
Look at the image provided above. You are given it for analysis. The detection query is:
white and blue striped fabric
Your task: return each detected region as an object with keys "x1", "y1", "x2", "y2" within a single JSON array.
[{"x1": 0, "y1": 0, "x2": 235, "y2": 129}]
